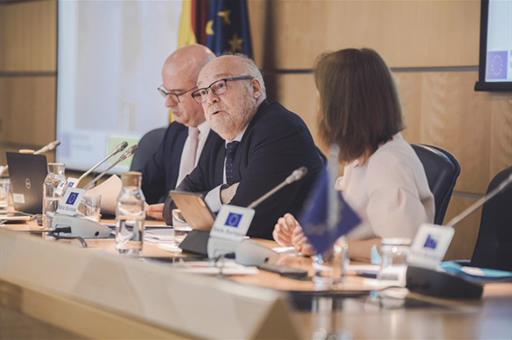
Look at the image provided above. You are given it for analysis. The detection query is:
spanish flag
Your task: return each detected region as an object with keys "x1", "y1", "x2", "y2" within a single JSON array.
[{"x1": 178, "y1": 0, "x2": 210, "y2": 47}]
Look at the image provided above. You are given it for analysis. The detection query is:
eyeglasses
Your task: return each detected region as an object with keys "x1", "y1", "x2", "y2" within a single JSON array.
[
  {"x1": 157, "y1": 85, "x2": 196, "y2": 103},
  {"x1": 191, "y1": 75, "x2": 253, "y2": 103}
]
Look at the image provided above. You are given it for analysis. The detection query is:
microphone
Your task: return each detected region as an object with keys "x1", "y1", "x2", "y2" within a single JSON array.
[
  {"x1": 248, "y1": 166, "x2": 308, "y2": 209},
  {"x1": 34, "y1": 140, "x2": 61, "y2": 155},
  {"x1": 406, "y1": 170, "x2": 512, "y2": 299},
  {"x1": 83, "y1": 144, "x2": 138, "y2": 190},
  {"x1": 446, "y1": 172, "x2": 512, "y2": 227},
  {"x1": 76, "y1": 141, "x2": 128, "y2": 186},
  {"x1": 0, "y1": 140, "x2": 62, "y2": 176}
]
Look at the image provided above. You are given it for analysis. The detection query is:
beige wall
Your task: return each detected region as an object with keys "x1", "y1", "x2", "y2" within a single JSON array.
[
  {"x1": 2, "y1": 0, "x2": 511, "y2": 259},
  {"x1": 0, "y1": 0, "x2": 56, "y2": 162}
]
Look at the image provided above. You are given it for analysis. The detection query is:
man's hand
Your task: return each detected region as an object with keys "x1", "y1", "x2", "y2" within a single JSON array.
[
  {"x1": 220, "y1": 182, "x2": 239, "y2": 204},
  {"x1": 146, "y1": 203, "x2": 164, "y2": 220}
]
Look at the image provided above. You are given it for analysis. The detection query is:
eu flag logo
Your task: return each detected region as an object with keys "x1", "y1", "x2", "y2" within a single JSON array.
[
  {"x1": 206, "y1": 0, "x2": 253, "y2": 57},
  {"x1": 423, "y1": 234, "x2": 438, "y2": 250},
  {"x1": 66, "y1": 192, "x2": 79, "y2": 205},
  {"x1": 225, "y1": 212, "x2": 242, "y2": 228}
]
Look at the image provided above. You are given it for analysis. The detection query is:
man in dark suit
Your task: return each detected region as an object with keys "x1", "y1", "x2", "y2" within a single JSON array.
[
  {"x1": 143, "y1": 45, "x2": 214, "y2": 219},
  {"x1": 163, "y1": 55, "x2": 324, "y2": 239}
]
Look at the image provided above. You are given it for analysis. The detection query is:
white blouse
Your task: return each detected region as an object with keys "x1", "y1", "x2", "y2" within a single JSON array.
[{"x1": 336, "y1": 133, "x2": 435, "y2": 240}]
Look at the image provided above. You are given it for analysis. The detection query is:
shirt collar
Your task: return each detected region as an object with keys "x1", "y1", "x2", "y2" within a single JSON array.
[{"x1": 225, "y1": 125, "x2": 247, "y2": 147}]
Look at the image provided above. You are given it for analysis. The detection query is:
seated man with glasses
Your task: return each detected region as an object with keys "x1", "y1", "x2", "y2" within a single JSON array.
[
  {"x1": 163, "y1": 54, "x2": 324, "y2": 239},
  {"x1": 143, "y1": 45, "x2": 215, "y2": 219}
]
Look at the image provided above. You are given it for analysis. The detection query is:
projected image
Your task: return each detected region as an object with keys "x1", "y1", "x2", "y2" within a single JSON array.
[
  {"x1": 485, "y1": 0, "x2": 512, "y2": 83},
  {"x1": 486, "y1": 51, "x2": 508, "y2": 80},
  {"x1": 57, "y1": 0, "x2": 182, "y2": 171}
]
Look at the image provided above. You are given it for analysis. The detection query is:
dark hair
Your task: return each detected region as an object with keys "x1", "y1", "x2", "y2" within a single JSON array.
[{"x1": 314, "y1": 48, "x2": 404, "y2": 163}]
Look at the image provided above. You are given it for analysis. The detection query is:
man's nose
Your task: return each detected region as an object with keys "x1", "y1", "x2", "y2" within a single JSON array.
[
  {"x1": 205, "y1": 89, "x2": 220, "y2": 105},
  {"x1": 165, "y1": 94, "x2": 178, "y2": 108}
]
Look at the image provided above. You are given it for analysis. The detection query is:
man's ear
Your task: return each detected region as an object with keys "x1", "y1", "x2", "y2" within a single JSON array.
[{"x1": 251, "y1": 79, "x2": 262, "y2": 98}]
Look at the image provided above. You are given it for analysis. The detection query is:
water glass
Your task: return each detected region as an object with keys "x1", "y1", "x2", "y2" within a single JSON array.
[
  {"x1": 377, "y1": 238, "x2": 410, "y2": 283},
  {"x1": 80, "y1": 194, "x2": 102, "y2": 222},
  {"x1": 312, "y1": 238, "x2": 349, "y2": 288}
]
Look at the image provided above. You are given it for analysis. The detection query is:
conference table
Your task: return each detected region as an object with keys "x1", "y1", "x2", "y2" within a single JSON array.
[{"x1": 1, "y1": 219, "x2": 512, "y2": 339}]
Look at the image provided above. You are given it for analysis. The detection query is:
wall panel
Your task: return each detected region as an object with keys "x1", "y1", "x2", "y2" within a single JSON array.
[
  {"x1": 258, "y1": 0, "x2": 480, "y2": 69},
  {"x1": 0, "y1": 77, "x2": 56, "y2": 147},
  {"x1": 0, "y1": 0, "x2": 56, "y2": 72}
]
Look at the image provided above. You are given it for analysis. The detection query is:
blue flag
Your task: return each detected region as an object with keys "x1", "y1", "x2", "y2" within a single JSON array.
[
  {"x1": 206, "y1": 0, "x2": 253, "y2": 57},
  {"x1": 299, "y1": 167, "x2": 361, "y2": 255}
]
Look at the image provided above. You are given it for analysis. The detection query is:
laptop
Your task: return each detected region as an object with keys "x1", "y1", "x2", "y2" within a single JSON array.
[
  {"x1": 169, "y1": 191, "x2": 215, "y2": 231},
  {"x1": 6, "y1": 152, "x2": 48, "y2": 214}
]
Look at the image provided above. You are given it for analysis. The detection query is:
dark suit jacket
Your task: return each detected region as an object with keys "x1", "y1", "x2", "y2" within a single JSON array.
[
  {"x1": 141, "y1": 122, "x2": 188, "y2": 204},
  {"x1": 164, "y1": 100, "x2": 324, "y2": 239}
]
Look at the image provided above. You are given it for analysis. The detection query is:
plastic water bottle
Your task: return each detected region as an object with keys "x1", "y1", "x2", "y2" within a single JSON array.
[
  {"x1": 115, "y1": 171, "x2": 145, "y2": 255},
  {"x1": 42, "y1": 163, "x2": 66, "y2": 228}
]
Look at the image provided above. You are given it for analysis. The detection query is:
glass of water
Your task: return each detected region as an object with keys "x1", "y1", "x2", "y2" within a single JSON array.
[
  {"x1": 78, "y1": 194, "x2": 102, "y2": 222},
  {"x1": 377, "y1": 238, "x2": 410, "y2": 284},
  {"x1": 115, "y1": 172, "x2": 145, "y2": 256}
]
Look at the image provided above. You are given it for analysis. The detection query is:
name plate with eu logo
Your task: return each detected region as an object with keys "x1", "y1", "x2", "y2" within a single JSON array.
[
  {"x1": 210, "y1": 205, "x2": 255, "y2": 241},
  {"x1": 56, "y1": 188, "x2": 85, "y2": 216},
  {"x1": 408, "y1": 223, "x2": 455, "y2": 270}
]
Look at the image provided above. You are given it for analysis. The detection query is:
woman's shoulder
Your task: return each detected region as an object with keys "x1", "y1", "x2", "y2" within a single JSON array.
[{"x1": 366, "y1": 133, "x2": 424, "y2": 184}]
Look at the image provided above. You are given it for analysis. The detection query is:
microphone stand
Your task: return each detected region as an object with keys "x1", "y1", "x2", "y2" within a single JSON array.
[
  {"x1": 83, "y1": 145, "x2": 138, "y2": 190},
  {"x1": 247, "y1": 167, "x2": 308, "y2": 209},
  {"x1": 76, "y1": 141, "x2": 128, "y2": 187}
]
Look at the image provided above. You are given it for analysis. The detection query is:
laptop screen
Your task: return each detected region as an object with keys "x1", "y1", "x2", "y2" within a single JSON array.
[{"x1": 6, "y1": 152, "x2": 48, "y2": 214}]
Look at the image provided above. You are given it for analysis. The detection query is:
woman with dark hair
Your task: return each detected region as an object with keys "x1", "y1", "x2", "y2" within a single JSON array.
[{"x1": 273, "y1": 48, "x2": 434, "y2": 261}]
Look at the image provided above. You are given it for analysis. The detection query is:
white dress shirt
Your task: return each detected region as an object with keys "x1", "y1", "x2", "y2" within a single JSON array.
[
  {"x1": 176, "y1": 121, "x2": 210, "y2": 185},
  {"x1": 337, "y1": 133, "x2": 435, "y2": 240}
]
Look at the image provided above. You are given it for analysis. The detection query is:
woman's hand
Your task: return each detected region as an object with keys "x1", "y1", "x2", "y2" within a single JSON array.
[
  {"x1": 291, "y1": 226, "x2": 316, "y2": 256},
  {"x1": 273, "y1": 213, "x2": 300, "y2": 246}
]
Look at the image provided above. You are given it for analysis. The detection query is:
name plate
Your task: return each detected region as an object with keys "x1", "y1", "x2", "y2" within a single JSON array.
[
  {"x1": 210, "y1": 205, "x2": 254, "y2": 241},
  {"x1": 57, "y1": 188, "x2": 85, "y2": 216},
  {"x1": 408, "y1": 223, "x2": 455, "y2": 270},
  {"x1": 66, "y1": 177, "x2": 79, "y2": 189}
]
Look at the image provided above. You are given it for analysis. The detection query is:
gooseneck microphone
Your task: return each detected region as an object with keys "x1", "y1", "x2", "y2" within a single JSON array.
[
  {"x1": 0, "y1": 140, "x2": 61, "y2": 176},
  {"x1": 34, "y1": 140, "x2": 61, "y2": 155},
  {"x1": 446, "y1": 171, "x2": 512, "y2": 227},
  {"x1": 406, "y1": 170, "x2": 512, "y2": 299},
  {"x1": 76, "y1": 141, "x2": 128, "y2": 186},
  {"x1": 247, "y1": 166, "x2": 308, "y2": 209},
  {"x1": 83, "y1": 144, "x2": 138, "y2": 190}
]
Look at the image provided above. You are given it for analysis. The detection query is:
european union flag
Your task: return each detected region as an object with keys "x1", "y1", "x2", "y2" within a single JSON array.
[
  {"x1": 206, "y1": 0, "x2": 253, "y2": 57},
  {"x1": 299, "y1": 167, "x2": 361, "y2": 255}
]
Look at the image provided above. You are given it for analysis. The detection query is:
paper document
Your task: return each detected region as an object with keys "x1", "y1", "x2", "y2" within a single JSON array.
[
  {"x1": 144, "y1": 228, "x2": 176, "y2": 243},
  {"x1": 272, "y1": 246, "x2": 296, "y2": 254},
  {"x1": 172, "y1": 260, "x2": 259, "y2": 275},
  {"x1": 86, "y1": 175, "x2": 122, "y2": 215}
]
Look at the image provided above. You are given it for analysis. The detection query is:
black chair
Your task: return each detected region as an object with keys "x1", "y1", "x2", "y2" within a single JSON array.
[
  {"x1": 411, "y1": 144, "x2": 461, "y2": 225},
  {"x1": 470, "y1": 166, "x2": 512, "y2": 271},
  {"x1": 130, "y1": 127, "x2": 166, "y2": 172}
]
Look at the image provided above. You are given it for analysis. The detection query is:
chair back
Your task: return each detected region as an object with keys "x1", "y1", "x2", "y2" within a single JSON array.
[
  {"x1": 411, "y1": 144, "x2": 460, "y2": 225},
  {"x1": 130, "y1": 127, "x2": 166, "y2": 172},
  {"x1": 471, "y1": 166, "x2": 512, "y2": 271}
]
